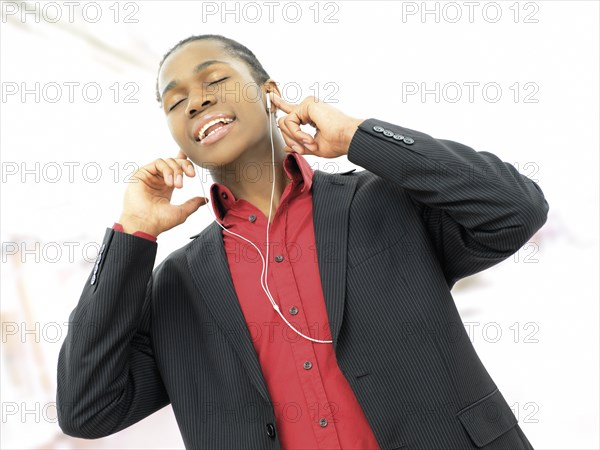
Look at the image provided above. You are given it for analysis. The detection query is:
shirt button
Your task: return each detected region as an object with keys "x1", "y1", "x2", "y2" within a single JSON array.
[
  {"x1": 266, "y1": 423, "x2": 276, "y2": 438},
  {"x1": 393, "y1": 133, "x2": 405, "y2": 141},
  {"x1": 383, "y1": 129, "x2": 394, "y2": 137},
  {"x1": 303, "y1": 361, "x2": 312, "y2": 370},
  {"x1": 221, "y1": 192, "x2": 228, "y2": 199},
  {"x1": 319, "y1": 418, "x2": 328, "y2": 427},
  {"x1": 403, "y1": 137, "x2": 415, "y2": 145},
  {"x1": 289, "y1": 306, "x2": 299, "y2": 315},
  {"x1": 248, "y1": 214, "x2": 256, "y2": 222},
  {"x1": 373, "y1": 125, "x2": 384, "y2": 133},
  {"x1": 274, "y1": 255, "x2": 284, "y2": 263}
]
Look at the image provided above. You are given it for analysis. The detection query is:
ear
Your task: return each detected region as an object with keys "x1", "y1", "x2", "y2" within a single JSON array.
[
  {"x1": 266, "y1": 79, "x2": 282, "y2": 97},
  {"x1": 263, "y1": 79, "x2": 281, "y2": 110}
]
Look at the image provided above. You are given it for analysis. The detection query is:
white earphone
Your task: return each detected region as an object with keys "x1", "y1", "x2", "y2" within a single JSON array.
[
  {"x1": 194, "y1": 90, "x2": 333, "y2": 344},
  {"x1": 266, "y1": 90, "x2": 272, "y2": 112}
]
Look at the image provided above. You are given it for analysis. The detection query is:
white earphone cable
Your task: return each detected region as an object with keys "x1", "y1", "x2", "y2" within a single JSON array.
[{"x1": 193, "y1": 92, "x2": 333, "y2": 344}]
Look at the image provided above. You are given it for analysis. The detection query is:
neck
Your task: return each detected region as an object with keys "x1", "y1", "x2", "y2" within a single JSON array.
[{"x1": 209, "y1": 131, "x2": 292, "y2": 217}]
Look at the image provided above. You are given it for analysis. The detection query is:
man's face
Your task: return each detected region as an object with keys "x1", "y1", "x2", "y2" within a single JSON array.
[{"x1": 158, "y1": 40, "x2": 271, "y2": 168}]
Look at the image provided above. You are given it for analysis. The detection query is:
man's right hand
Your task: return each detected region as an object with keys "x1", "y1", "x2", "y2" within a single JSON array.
[{"x1": 118, "y1": 151, "x2": 209, "y2": 238}]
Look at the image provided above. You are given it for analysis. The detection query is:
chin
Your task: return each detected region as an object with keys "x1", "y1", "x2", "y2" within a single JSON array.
[{"x1": 200, "y1": 147, "x2": 246, "y2": 169}]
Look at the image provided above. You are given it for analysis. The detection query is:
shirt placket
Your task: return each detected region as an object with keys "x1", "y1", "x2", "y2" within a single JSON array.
[{"x1": 269, "y1": 208, "x2": 342, "y2": 450}]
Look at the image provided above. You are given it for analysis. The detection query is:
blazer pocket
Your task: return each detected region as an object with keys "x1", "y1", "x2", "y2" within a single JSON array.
[
  {"x1": 348, "y1": 222, "x2": 408, "y2": 270},
  {"x1": 456, "y1": 388, "x2": 518, "y2": 448}
]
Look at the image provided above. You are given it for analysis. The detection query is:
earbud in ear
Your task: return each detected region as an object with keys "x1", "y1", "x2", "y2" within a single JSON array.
[{"x1": 266, "y1": 91, "x2": 272, "y2": 113}]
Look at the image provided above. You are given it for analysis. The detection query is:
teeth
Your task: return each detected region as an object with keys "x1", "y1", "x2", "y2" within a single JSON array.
[{"x1": 198, "y1": 117, "x2": 234, "y2": 141}]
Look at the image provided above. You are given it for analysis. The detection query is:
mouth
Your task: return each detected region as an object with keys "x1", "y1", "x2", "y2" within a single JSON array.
[{"x1": 195, "y1": 116, "x2": 237, "y2": 146}]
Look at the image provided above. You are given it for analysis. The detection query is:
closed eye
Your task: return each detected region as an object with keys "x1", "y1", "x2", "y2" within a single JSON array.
[
  {"x1": 169, "y1": 99, "x2": 184, "y2": 111},
  {"x1": 168, "y1": 77, "x2": 229, "y2": 112},
  {"x1": 210, "y1": 77, "x2": 229, "y2": 85}
]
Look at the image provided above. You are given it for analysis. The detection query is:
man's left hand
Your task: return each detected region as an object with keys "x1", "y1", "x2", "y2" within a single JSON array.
[{"x1": 271, "y1": 93, "x2": 363, "y2": 159}]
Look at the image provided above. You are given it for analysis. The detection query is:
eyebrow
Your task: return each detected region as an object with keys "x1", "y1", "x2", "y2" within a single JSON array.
[{"x1": 160, "y1": 60, "x2": 231, "y2": 101}]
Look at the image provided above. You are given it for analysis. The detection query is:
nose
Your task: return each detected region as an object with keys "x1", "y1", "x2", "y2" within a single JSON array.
[{"x1": 186, "y1": 90, "x2": 215, "y2": 117}]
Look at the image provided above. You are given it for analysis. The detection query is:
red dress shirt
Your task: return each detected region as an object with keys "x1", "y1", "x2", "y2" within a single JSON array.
[{"x1": 113, "y1": 152, "x2": 380, "y2": 449}]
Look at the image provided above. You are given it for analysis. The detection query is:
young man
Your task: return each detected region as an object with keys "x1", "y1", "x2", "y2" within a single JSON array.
[{"x1": 56, "y1": 34, "x2": 547, "y2": 449}]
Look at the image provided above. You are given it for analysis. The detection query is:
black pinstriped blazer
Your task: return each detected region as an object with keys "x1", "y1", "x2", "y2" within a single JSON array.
[{"x1": 56, "y1": 118, "x2": 548, "y2": 449}]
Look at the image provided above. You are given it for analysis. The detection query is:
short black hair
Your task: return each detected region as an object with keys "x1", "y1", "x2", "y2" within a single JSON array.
[{"x1": 155, "y1": 34, "x2": 271, "y2": 105}]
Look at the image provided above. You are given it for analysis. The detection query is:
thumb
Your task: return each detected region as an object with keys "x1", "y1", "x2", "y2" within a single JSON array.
[{"x1": 177, "y1": 196, "x2": 209, "y2": 221}]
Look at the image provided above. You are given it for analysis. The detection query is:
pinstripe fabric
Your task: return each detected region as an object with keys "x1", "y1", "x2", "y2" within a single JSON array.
[{"x1": 57, "y1": 118, "x2": 547, "y2": 449}]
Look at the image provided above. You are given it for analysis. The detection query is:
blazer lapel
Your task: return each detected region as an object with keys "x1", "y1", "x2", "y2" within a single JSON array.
[
  {"x1": 186, "y1": 222, "x2": 273, "y2": 403},
  {"x1": 312, "y1": 169, "x2": 358, "y2": 352},
  {"x1": 186, "y1": 169, "x2": 358, "y2": 403}
]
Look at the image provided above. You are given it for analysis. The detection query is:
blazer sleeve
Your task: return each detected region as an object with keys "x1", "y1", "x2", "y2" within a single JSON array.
[
  {"x1": 56, "y1": 227, "x2": 170, "y2": 438},
  {"x1": 347, "y1": 118, "x2": 550, "y2": 289}
]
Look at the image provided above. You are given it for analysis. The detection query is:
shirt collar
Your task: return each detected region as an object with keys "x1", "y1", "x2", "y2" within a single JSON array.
[{"x1": 209, "y1": 152, "x2": 314, "y2": 225}]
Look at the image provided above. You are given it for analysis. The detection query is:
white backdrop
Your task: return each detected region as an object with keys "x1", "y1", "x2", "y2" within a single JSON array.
[{"x1": 1, "y1": 1, "x2": 598, "y2": 449}]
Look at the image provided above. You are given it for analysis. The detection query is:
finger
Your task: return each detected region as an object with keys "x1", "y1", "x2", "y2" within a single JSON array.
[
  {"x1": 270, "y1": 93, "x2": 294, "y2": 114},
  {"x1": 283, "y1": 102, "x2": 314, "y2": 144},
  {"x1": 176, "y1": 197, "x2": 209, "y2": 223},
  {"x1": 277, "y1": 117, "x2": 303, "y2": 154},
  {"x1": 175, "y1": 157, "x2": 196, "y2": 177},
  {"x1": 174, "y1": 150, "x2": 196, "y2": 176},
  {"x1": 164, "y1": 157, "x2": 186, "y2": 188},
  {"x1": 277, "y1": 116, "x2": 294, "y2": 146},
  {"x1": 141, "y1": 159, "x2": 175, "y2": 188},
  {"x1": 281, "y1": 118, "x2": 316, "y2": 152}
]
